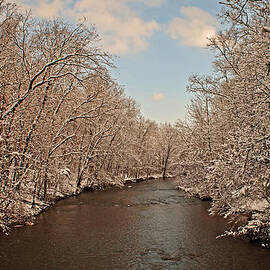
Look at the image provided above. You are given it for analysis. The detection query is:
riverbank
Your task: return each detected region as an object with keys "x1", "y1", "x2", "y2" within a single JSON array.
[
  {"x1": 177, "y1": 178, "x2": 270, "y2": 249},
  {"x1": 0, "y1": 174, "x2": 164, "y2": 233}
]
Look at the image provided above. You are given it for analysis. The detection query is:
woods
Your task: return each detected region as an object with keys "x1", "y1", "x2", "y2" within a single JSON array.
[
  {"x1": 0, "y1": 1, "x2": 176, "y2": 231},
  {"x1": 176, "y1": 0, "x2": 270, "y2": 245}
]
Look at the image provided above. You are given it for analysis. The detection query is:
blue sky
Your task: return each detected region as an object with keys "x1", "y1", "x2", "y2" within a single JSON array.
[{"x1": 15, "y1": 0, "x2": 221, "y2": 123}]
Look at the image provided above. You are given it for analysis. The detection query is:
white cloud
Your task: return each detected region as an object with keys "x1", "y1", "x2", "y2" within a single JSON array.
[
  {"x1": 152, "y1": 92, "x2": 164, "y2": 101},
  {"x1": 131, "y1": 0, "x2": 166, "y2": 7},
  {"x1": 167, "y1": 6, "x2": 217, "y2": 48},
  {"x1": 14, "y1": 0, "x2": 160, "y2": 55}
]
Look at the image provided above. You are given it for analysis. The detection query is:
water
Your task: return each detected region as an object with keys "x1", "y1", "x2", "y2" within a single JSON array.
[{"x1": 0, "y1": 178, "x2": 269, "y2": 269}]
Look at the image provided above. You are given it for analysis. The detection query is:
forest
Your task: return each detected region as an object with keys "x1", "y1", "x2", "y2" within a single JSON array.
[{"x1": 0, "y1": 0, "x2": 270, "y2": 247}]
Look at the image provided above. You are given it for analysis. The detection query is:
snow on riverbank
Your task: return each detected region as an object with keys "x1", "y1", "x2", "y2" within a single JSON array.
[
  {"x1": 177, "y1": 179, "x2": 270, "y2": 248},
  {"x1": 0, "y1": 174, "x2": 164, "y2": 233}
]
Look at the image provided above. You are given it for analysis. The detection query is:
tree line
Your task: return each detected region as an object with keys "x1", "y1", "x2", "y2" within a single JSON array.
[
  {"x1": 176, "y1": 0, "x2": 270, "y2": 245},
  {"x1": 0, "y1": 0, "x2": 177, "y2": 231}
]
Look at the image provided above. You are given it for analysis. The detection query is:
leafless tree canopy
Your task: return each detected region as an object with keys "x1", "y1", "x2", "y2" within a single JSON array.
[
  {"x1": 0, "y1": 0, "x2": 177, "y2": 231},
  {"x1": 176, "y1": 0, "x2": 270, "y2": 244}
]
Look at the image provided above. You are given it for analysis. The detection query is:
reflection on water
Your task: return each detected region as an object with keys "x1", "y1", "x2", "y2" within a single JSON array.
[{"x1": 0, "y1": 178, "x2": 269, "y2": 270}]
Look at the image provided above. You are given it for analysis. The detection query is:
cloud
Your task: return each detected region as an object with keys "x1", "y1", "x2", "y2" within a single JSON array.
[
  {"x1": 152, "y1": 92, "x2": 164, "y2": 101},
  {"x1": 14, "y1": 0, "x2": 160, "y2": 55},
  {"x1": 167, "y1": 6, "x2": 217, "y2": 48},
  {"x1": 131, "y1": 0, "x2": 166, "y2": 7}
]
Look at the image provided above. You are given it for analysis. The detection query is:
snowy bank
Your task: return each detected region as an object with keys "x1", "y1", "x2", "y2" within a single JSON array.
[
  {"x1": 177, "y1": 178, "x2": 270, "y2": 248},
  {"x1": 1, "y1": 174, "x2": 166, "y2": 233}
]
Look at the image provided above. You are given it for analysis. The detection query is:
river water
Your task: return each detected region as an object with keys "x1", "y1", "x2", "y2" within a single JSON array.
[{"x1": 0, "y1": 178, "x2": 270, "y2": 270}]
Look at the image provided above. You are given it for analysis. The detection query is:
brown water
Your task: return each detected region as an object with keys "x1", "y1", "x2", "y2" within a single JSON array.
[{"x1": 0, "y1": 178, "x2": 270, "y2": 270}]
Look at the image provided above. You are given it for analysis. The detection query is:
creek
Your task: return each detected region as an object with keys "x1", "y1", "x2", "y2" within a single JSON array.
[{"x1": 0, "y1": 178, "x2": 269, "y2": 269}]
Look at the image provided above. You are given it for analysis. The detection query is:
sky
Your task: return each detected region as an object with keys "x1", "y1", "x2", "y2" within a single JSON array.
[{"x1": 14, "y1": 0, "x2": 221, "y2": 123}]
